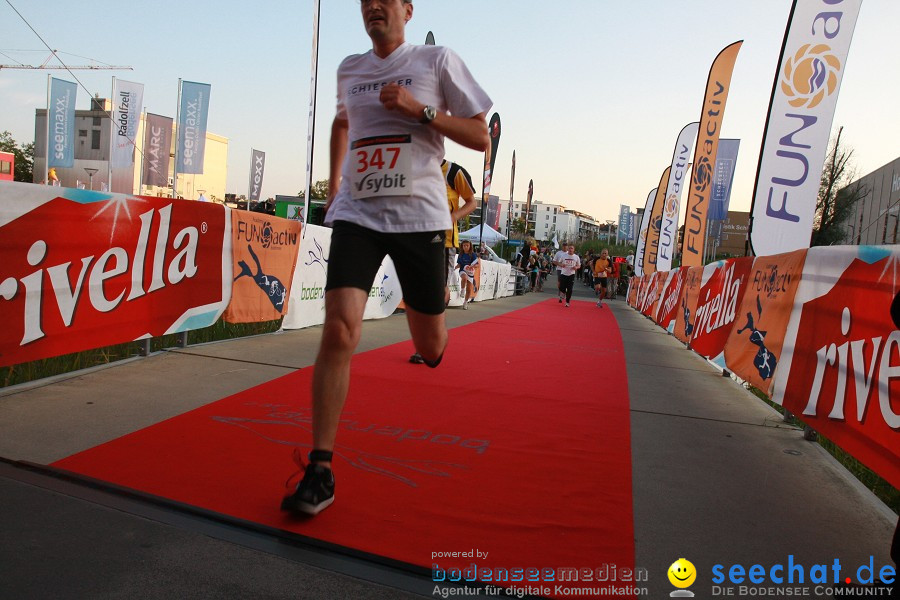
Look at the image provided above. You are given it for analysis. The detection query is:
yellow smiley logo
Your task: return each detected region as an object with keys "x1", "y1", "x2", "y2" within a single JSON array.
[{"x1": 668, "y1": 558, "x2": 697, "y2": 588}]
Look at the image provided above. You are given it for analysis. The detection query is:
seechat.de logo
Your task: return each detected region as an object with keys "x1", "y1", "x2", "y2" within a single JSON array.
[{"x1": 781, "y1": 43, "x2": 841, "y2": 109}]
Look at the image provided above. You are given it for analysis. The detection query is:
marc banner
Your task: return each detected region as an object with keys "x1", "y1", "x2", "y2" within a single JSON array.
[{"x1": 142, "y1": 114, "x2": 173, "y2": 187}]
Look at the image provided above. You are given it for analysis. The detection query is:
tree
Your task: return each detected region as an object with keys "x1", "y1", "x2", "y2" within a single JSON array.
[
  {"x1": 297, "y1": 179, "x2": 329, "y2": 200},
  {"x1": 510, "y1": 217, "x2": 526, "y2": 235},
  {"x1": 811, "y1": 127, "x2": 865, "y2": 246},
  {"x1": 0, "y1": 131, "x2": 34, "y2": 183}
]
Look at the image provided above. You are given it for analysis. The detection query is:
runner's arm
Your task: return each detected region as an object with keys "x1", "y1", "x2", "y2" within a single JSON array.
[
  {"x1": 325, "y1": 116, "x2": 349, "y2": 213},
  {"x1": 379, "y1": 83, "x2": 488, "y2": 151}
]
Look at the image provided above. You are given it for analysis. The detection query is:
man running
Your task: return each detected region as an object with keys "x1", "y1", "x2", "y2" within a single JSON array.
[
  {"x1": 281, "y1": 0, "x2": 491, "y2": 515},
  {"x1": 552, "y1": 243, "x2": 581, "y2": 307},
  {"x1": 410, "y1": 158, "x2": 477, "y2": 363},
  {"x1": 592, "y1": 248, "x2": 613, "y2": 308}
]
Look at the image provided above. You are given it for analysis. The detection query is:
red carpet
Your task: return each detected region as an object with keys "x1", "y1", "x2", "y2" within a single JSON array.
[{"x1": 54, "y1": 299, "x2": 634, "y2": 598}]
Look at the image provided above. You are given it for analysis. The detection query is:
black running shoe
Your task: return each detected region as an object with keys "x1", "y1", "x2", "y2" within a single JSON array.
[{"x1": 281, "y1": 463, "x2": 335, "y2": 515}]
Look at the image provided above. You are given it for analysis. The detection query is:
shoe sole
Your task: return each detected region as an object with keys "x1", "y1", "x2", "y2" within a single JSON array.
[{"x1": 281, "y1": 494, "x2": 335, "y2": 515}]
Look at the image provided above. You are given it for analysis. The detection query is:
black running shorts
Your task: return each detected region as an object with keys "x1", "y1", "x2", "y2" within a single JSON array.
[
  {"x1": 593, "y1": 276, "x2": 608, "y2": 288},
  {"x1": 326, "y1": 220, "x2": 447, "y2": 315}
]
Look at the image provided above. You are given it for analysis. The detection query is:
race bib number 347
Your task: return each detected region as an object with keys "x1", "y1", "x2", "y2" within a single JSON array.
[{"x1": 349, "y1": 134, "x2": 412, "y2": 199}]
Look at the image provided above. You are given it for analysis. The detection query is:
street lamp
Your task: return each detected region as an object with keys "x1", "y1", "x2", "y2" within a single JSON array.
[{"x1": 83, "y1": 167, "x2": 98, "y2": 191}]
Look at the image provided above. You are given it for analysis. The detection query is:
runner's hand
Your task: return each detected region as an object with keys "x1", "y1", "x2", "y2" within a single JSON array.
[{"x1": 380, "y1": 83, "x2": 422, "y2": 120}]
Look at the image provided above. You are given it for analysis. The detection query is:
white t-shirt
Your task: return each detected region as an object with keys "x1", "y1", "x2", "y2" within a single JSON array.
[
  {"x1": 553, "y1": 250, "x2": 581, "y2": 276},
  {"x1": 326, "y1": 43, "x2": 492, "y2": 233}
]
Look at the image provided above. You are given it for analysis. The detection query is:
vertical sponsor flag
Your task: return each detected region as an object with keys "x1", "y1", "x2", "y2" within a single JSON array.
[
  {"x1": 749, "y1": 0, "x2": 863, "y2": 257},
  {"x1": 47, "y1": 77, "x2": 77, "y2": 169},
  {"x1": 479, "y1": 113, "x2": 501, "y2": 247},
  {"x1": 657, "y1": 122, "x2": 699, "y2": 272},
  {"x1": 634, "y1": 188, "x2": 656, "y2": 276},
  {"x1": 709, "y1": 138, "x2": 741, "y2": 221},
  {"x1": 225, "y1": 212, "x2": 301, "y2": 323},
  {"x1": 303, "y1": 0, "x2": 322, "y2": 226},
  {"x1": 525, "y1": 178, "x2": 533, "y2": 232},
  {"x1": 425, "y1": 31, "x2": 435, "y2": 45},
  {"x1": 682, "y1": 41, "x2": 743, "y2": 267},
  {"x1": 643, "y1": 168, "x2": 670, "y2": 276},
  {"x1": 617, "y1": 205, "x2": 630, "y2": 245},
  {"x1": 176, "y1": 81, "x2": 211, "y2": 174},
  {"x1": 247, "y1": 149, "x2": 266, "y2": 202},
  {"x1": 142, "y1": 114, "x2": 173, "y2": 187},
  {"x1": 508, "y1": 150, "x2": 516, "y2": 237},
  {"x1": 110, "y1": 79, "x2": 144, "y2": 168}
]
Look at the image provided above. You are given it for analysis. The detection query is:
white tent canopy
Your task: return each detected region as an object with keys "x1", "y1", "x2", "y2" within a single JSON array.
[{"x1": 458, "y1": 224, "x2": 507, "y2": 245}]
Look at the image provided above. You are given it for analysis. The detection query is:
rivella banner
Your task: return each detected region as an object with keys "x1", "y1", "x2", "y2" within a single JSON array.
[
  {"x1": 176, "y1": 80, "x2": 211, "y2": 175},
  {"x1": 772, "y1": 245, "x2": 899, "y2": 489},
  {"x1": 224, "y1": 211, "x2": 301, "y2": 323},
  {"x1": 142, "y1": 114, "x2": 173, "y2": 187},
  {"x1": 0, "y1": 181, "x2": 230, "y2": 368},
  {"x1": 657, "y1": 122, "x2": 699, "y2": 272},
  {"x1": 749, "y1": 0, "x2": 863, "y2": 257},
  {"x1": 47, "y1": 77, "x2": 77, "y2": 169},
  {"x1": 682, "y1": 41, "x2": 743, "y2": 267},
  {"x1": 688, "y1": 256, "x2": 754, "y2": 364}
]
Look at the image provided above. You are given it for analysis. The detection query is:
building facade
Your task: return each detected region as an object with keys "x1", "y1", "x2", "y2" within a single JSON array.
[
  {"x1": 33, "y1": 98, "x2": 228, "y2": 201},
  {"x1": 840, "y1": 156, "x2": 900, "y2": 245}
]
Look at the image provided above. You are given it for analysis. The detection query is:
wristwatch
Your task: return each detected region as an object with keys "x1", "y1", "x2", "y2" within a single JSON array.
[{"x1": 420, "y1": 105, "x2": 437, "y2": 124}]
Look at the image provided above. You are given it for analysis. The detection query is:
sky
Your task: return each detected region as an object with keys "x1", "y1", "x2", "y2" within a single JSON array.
[{"x1": 1, "y1": 0, "x2": 898, "y2": 225}]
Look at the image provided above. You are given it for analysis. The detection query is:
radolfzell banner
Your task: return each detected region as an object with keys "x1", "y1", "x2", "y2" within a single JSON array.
[
  {"x1": 682, "y1": 41, "x2": 743, "y2": 267},
  {"x1": 658, "y1": 122, "x2": 699, "y2": 272},
  {"x1": 110, "y1": 79, "x2": 145, "y2": 169},
  {"x1": 142, "y1": 114, "x2": 173, "y2": 188},
  {"x1": 749, "y1": 0, "x2": 863, "y2": 257},
  {"x1": 176, "y1": 81, "x2": 211, "y2": 175},
  {"x1": 47, "y1": 78, "x2": 77, "y2": 169},
  {"x1": 247, "y1": 149, "x2": 266, "y2": 202},
  {"x1": 224, "y1": 212, "x2": 301, "y2": 323},
  {"x1": 643, "y1": 169, "x2": 670, "y2": 276},
  {"x1": 0, "y1": 181, "x2": 231, "y2": 368}
]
